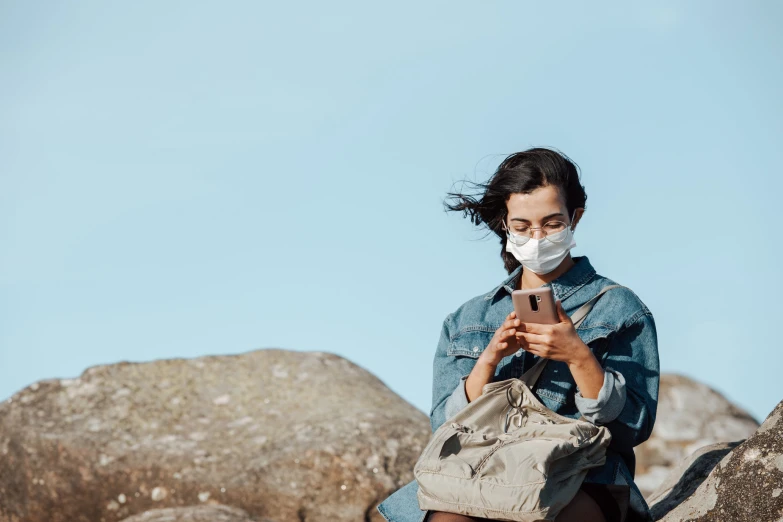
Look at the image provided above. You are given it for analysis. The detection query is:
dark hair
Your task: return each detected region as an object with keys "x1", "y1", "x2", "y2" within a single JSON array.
[{"x1": 444, "y1": 147, "x2": 587, "y2": 274}]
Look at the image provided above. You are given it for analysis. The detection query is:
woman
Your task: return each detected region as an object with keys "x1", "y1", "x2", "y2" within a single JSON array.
[{"x1": 377, "y1": 148, "x2": 660, "y2": 522}]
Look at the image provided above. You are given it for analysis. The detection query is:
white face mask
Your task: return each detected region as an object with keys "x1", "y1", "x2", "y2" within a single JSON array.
[{"x1": 504, "y1": 224, "x2": 577, "y2": 275}]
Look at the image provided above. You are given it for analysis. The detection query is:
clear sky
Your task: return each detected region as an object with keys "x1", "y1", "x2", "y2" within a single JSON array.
[{"x1": 2, "y1": 1, "x2": 781, "y2": 423}]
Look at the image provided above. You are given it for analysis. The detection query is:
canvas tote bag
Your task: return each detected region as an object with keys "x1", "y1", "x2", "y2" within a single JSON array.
[{"x1": 414, "y1": 285, "x2": 622, "y2": 522}]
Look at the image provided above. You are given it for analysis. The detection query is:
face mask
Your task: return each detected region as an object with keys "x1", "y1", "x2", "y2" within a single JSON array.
[{"x1": 504, "y1": 225, "x2": 577, "y2": 275}]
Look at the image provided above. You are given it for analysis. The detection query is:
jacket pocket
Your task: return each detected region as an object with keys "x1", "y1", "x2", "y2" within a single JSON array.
[
  {"x1": 576, "y1": 324, "x2": 616, "y2": 358},
  {"x1": 533, "y1": 359, "x2": 575, "y2": 408},
  {"x1": 447, "y1": 328, "x2": 495, "y2": 358}
]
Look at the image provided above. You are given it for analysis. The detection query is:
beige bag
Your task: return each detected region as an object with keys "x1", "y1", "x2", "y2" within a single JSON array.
[{"x1": 414, "y1": 285, "x2": 621, "y2": 521}]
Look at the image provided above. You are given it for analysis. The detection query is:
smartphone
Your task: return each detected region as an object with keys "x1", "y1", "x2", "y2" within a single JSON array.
[{"x1": 511, "y1": 287, "x2": 559, "y2": 324}]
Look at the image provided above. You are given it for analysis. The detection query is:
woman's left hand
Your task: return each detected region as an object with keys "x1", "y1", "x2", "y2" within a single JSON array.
[{"x1": 515, "y1": 300, "x2": 591, "y2": 366}]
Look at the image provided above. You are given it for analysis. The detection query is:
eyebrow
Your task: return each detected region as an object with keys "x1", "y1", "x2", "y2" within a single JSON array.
[{"x1": 509, "y1": 212, "x2": 564, "y2": 223}]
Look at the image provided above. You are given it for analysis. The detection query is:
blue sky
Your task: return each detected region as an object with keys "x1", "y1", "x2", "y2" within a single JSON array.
[{"x1": 2, "y1": 1, "x2": 781, "y2": 423}]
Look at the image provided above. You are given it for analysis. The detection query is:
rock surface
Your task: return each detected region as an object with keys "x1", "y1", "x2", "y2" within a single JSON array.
[
  {"x1": 647, "y1": 441, "x2": 741, "y2": 520},
  {"x1": 656, "y1": 399, "x2": 783, "y2": 521},
  {"x1": 634, "y1": 374, "x2": 759, "y2": 497},
  {"x1": 119, "y1": 505, "x2": 261, "y2": 522},
  {"x1": 0, "y1": 349, "x2": 431, "y2": 522}
]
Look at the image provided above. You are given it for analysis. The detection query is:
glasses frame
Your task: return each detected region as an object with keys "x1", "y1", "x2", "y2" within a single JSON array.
[{"x1": 501, "y1": 209, "x2": 578, "y2": 246}]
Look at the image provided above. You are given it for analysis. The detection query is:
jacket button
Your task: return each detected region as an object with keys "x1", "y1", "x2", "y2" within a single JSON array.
[
  {"x1": 515, "y1": 349, "x2": 523, "y2": 357},
  {"x1": 472, "y1": 346, "x2": 479, "y2": 352}
]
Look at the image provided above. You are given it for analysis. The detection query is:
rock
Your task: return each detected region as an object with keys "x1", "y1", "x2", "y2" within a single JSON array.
[
  {"x1": 119, "y1": 505, "x2": 260, "y2": 522},
  {"x1": 656, "y1": 399, "x2": 783, "y2": 521},
  {"x1": 647, "y1": 441, "x2": 741, "y2": 520},
  {"x1": 634, "y1": 374, "x2": 759, "y2": 498},
  {"x1": 0, "y1": 349, "x2": 431, "y2": 522}
]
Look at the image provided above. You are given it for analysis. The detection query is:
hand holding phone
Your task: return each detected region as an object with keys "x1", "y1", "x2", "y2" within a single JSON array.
[
  {"x1": 478, "y1": 311, "x2": 526, "y2": 367},
  {"x1": 510, "y1": 287, "x2": 594, "y2": 367}
]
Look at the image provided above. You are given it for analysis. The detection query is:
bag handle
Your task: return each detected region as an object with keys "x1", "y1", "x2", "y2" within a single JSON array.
[{"x1": 519, "y1": 284, "x2": 623, "y2": 388}]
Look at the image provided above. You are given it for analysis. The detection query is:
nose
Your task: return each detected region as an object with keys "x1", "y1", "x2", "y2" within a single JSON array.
[{"x1": 531, "y1": 229, "x2": 546, "y2": 240}]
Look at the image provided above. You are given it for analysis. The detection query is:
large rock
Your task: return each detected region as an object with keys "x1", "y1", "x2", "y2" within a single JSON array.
[
  {"x1": 634, "y1": 374, "x2": 759, "y2": 497},
  {"x1": 119, "y1": 505, "x2": 260, "y2": 522},
  {"x1": 0, "y1": 349, "x2": 431, "y2": 522},
  {"x1": 647, "y1": 441, "x2": 741, "y2": 520},
  {"x1": 657, "y1": 399, "x2": 783, "y2": 521}
]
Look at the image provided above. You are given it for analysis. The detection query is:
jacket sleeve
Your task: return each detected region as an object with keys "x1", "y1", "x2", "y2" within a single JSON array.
[
  {"x1": 598, "y1": 310, "x2": 660, "y2": 452},
  {"x1": 428, "y1": 312, "x2": 480, "y2": 434},
  {"x1": 574, "y1": 368, "x2": 627, "y2": 425}
]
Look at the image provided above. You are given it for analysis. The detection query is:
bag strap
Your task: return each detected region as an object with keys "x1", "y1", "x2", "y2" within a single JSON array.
[{"x1": 519, "y1": 284, "x2": 623, "y2": 388}]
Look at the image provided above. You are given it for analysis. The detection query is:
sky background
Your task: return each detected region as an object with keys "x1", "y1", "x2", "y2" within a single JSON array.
[{"x1": 2, "y1": 1, "x2": 781, "y2": 423}]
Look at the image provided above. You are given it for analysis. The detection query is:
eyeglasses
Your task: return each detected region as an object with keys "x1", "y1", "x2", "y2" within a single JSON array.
[{"x1": 501, "y1": 211, "x2": 576, "y2": 246}]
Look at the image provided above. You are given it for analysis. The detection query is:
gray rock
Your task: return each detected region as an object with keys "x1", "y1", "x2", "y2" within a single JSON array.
[
  {"x1": 657, "y1": 399, "x2": 783, "y2": 521},
  {"x1": 647, "y1": 441, "x2": 741, "y2": 520},
  {"x1": 634, "y1": 374, "x2": 759, "y2": 498},
  {"x1": 0, "y1": 349, "x2": 431, "y2": 522},
  {"x1": 119, "y1": 505, "x2": 261, "y2": 522}
]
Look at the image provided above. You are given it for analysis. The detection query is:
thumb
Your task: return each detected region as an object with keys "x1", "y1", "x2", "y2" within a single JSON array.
[{"x1": 556, "y1": 300, "x2": 571, "y2": 324}]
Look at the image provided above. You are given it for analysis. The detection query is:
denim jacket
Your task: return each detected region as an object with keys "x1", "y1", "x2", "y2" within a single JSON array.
[{"x1": 377, "y1": 256, "x2": 660, "y2": 522}]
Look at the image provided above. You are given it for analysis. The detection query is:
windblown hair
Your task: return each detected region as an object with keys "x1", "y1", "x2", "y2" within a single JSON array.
[{"x1": 444, "y1": 147, "x2": 588, "y2": 274}]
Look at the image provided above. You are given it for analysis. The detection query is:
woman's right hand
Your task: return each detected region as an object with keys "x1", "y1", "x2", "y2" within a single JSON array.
[
  {"x1": 478, "y1": 311, "x2": 525, "y2": 367},
  {"x1": 464, "y1": 311, "x2": 526, "y2": 403}
]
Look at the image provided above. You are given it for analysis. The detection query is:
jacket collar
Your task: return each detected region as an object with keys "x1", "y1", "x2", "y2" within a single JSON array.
[{"x1": 483, "y1": 255, "x2": 597, "y2": 303}]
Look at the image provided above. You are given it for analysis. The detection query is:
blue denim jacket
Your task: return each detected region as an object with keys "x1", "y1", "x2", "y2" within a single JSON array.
[{"x1": 377, "y1": 256, "x2": 660, "y2": 522}]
